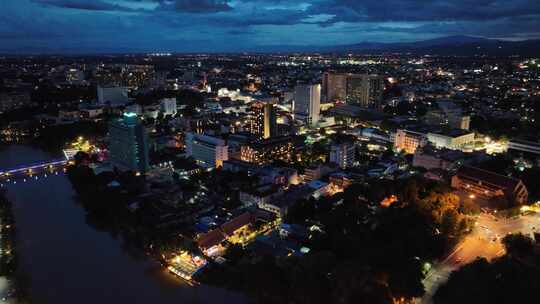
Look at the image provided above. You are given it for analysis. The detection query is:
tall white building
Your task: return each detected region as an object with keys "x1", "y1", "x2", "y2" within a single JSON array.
[
  {"x1": 294, "y1": 84, "x2": 321, "y2": 126},
  {"x1": 185, "y1": 133, "x2": 228, "y2": 168},
  {"x1": 97, "y1": 86, "x2": 129, "y2": 106},
  {"x1": 330, "y1": 143, "x2": 356, "y2": 169},
  {"x1": 160, "y1": 98, "x2": 177, "y2": 116}
]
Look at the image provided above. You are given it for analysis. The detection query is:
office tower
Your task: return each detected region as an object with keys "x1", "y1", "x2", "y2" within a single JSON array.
[
  {"x1": 250, "y1": 102, "x2": 278, "y2": 139},
  {"x1": 330, "y1": 142, "x2": 356, "y2": 169},
  {"x1": 185, "y1": 133, "x2": 228, "y2": 168},
  {"x1": 160, "y1": 98, "x2": 177, "y2": 116},
  {"x1": 346, "y1": 74, "x2": 384, "y2": 108},
  {"x1": 323, "y1": 72, "x2": 384, "y2": 108},
  {"x1": 97, "y1": 85, "x2": 129, "y2": 106},
  {"x1": 108, "y1": 112, "x2": 149, "y2": 173},
  {"x1": 263, "y1": 102, "x2": 277, "y2": 139},
  {"x1": 294, "y1": 84, "x2": 321, "y2": 126}
]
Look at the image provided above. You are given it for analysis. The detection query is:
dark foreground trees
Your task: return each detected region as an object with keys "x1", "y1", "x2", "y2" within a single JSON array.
[{"x1": 434, "y1": 233, "x2": 540, "y2": 304}]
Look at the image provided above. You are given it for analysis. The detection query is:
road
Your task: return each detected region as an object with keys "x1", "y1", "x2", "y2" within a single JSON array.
[{"x1": 420, "y1": 210, "x2": 540, "y2": 304}]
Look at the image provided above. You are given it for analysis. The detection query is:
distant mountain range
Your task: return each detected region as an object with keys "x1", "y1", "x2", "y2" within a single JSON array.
[
  {"x1": 260, "y1": 36, "x2": 540, "y2": 56},
  {"x1": 2, "y1": 35, "x2": 539, "y2": 56}
]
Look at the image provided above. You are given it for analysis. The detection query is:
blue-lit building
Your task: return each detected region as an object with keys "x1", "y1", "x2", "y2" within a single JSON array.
[{"x1": 108, "y1": 112, "x2": 149, "y2": 173}]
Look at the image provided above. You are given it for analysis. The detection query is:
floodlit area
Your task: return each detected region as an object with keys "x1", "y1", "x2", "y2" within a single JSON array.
[{"x1": 167, "y1": 252, "x2": 207, "y2": 282}]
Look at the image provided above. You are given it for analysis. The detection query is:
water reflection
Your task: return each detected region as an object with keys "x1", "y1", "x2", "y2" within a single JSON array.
[{"x1": 1, "y1": 145, "x2": 244, "y2": 304}]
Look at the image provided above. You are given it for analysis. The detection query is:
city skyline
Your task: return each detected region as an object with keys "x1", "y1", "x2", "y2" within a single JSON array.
[{"x1": 2, "y1": 0, "x2": 540, "y2": 53}]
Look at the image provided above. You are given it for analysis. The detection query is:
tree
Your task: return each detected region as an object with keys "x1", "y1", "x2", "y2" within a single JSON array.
[
  {"x1": 440, "y1": 209, "x2": 459, "y2": 236},
  {"x1": 502, "y1": 233, "x2": 534, "y2": 257}
]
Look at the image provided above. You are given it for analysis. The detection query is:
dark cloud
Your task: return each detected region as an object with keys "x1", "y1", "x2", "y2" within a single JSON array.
[
  {"x1": 160, "y1": 0, "x2": 232, "y2": 13},
  {"x1": 311, "y1": 0, "x2": 540, "y2": 23},
  {"x1": 33, "y1": 0, "x2": 131, "y2": 11},
  {"x1": 4, "y1": 0, "x2": 540, "y2": 53}
]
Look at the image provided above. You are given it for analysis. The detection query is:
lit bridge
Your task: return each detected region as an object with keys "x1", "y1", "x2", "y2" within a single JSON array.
[{"x1": 0, "y1": 157, "x2": 69, "y2": 177}]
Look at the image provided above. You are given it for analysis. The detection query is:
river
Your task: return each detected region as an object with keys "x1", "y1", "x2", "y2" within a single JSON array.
[{"x1": 0, "y1": 145, "x2": 245, "y2": 304}]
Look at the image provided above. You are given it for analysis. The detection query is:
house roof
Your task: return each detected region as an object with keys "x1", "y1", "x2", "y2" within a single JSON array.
[
  {"x1": 197, "y1": 229, "x2": 225, "y2": 250},
  {"x1": 456, "y1": 166, "x2": 522, "y2": 190},
  {"x1": 221, "y1": 212, "x2": 255, "y2": 236}
]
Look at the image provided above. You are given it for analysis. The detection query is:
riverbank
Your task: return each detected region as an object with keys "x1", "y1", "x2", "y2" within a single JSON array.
[
  {"x1": 0, "y1": 190, "x2": 29, "y2": 303},
  {"x1": 1, "y1": 145, "x2": 244, "y2": 304}
]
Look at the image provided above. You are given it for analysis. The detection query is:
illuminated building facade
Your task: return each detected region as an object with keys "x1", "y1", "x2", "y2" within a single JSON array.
[
  {"x1": 185, "y1": 133, "x2": 228, "y2": 168},
  {"x1": 108, "y1": 112, "x2": 149, "y2": 173},
  {"x1": 240, "y1": 136, "x2": 295, "y2": 165},
  {"x1": 294, "y1": 84, "x2": 321, "y2": 126},
  {"x1": 323, "y1": 72, "x2": 384, "y2": 108},
  {"x1": 250, "y1": 102, "x2": 277, "y2": 139},
  {"x1": 330, "y1": 142, "x2": 356, "y2": 169},
  {"x1": 394, "y1": 129, "x2": 427, "y2": 154}
]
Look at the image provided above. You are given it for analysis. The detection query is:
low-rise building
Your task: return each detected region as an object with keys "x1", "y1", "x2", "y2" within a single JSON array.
[
  {"x1": 451, "y1": 166, "x2": 528, "y2": 206},
  {"x1": 394, "y1": 129, "x2": 427, "y2": 154},
  {"x1": 240, "y1": 136, "x2": 295, "y2": 165},
  {"x1": 427, "y1": 129, "x2": 475, "y2": 151},
  {"x1": 185, "y1": 133, "x2": 228, "y2": 168},
  {"x1": 239, "y1": 184, "x2": 284, "y2": 207}
]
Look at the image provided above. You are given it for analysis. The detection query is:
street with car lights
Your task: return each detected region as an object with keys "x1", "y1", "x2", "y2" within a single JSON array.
[{"x1": 421, "y1": 209, "x2": 540, "y2": 304}]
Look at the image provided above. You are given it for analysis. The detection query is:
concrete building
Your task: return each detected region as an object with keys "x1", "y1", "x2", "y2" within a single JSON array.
[
  {"x1": 250, "y1": 102, "x2": 277, "y2": 139},
  {"x1": 108, "y1": 112, "x2": 149, "y2": 173},
  {"x1": 394, "y1": 129, "x2": 427, "y2": 154},
  {"x1": 346, "y1": 74, "x2": 385, "y2": 108},
  {"x1": 322, "y1": 72, "x2": 347, "y2": 101},
  {"x1": 97, "y1": 86, "x2": 129, "y2": 106},
  {"x1": 425, "y1": 101, "x2": 470, "y2": 130},
  {"x1": 330, "y1": 143, "x2": 356, "y2": 169},
  {"x1": 426, "y1": 130, "x2": 475, "y2": 151},
  {"x1": 240, "y1": 136, "x2": 295, "y2": 165},
  {"x1": 185, "y1": 133, "x2": 228, "y2": 168},
  {"x1": 323, "y1": 72, "x2": 384, "y2": 108},
  {"x1": 413, "y1": 149, "x2": 466, "y2": 171},
  {"x1": 294, "y1": 84, "x2": 321, "y2": 126}
]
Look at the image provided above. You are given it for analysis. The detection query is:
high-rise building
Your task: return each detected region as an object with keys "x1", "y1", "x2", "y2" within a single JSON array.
[
  {"x1": 185, "y1": 133, "x2": 228, "y2": 168},
  {"x1": 250, "y1": 102, "x2": 277, "y2": 139},
  {"x1": 97, "y1": 86, "x2": 129, "y2": 106},
  {"x1": 323, "y1": 72, "x2": 384, "y2": 108},
  {"x1": 160, "y1": 98, "x2": 177, "y2": 116},
  {"x1": 263, "y1": 102, "x2": 277, "y2": 139},
  {"x1": 330, "y1": 143, "x2": 356, "y2": 169},
  {"x1": 346, "y1": 74, "x2": 384, "y2": 108},
  {"x1": 108, "y1": 112, "x2": 149, "y2": 173},
  {"x1": 294, "y1": 84, "x2": 320, "y2": 126},
  {"x1": 323, "y1": 72, "x2": 347, "y2": 102}
]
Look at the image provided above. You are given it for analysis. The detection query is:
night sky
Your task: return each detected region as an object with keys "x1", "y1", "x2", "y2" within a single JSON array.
[{"x1": 2, "y1": 0, "x2": 540, "y2": 52}]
